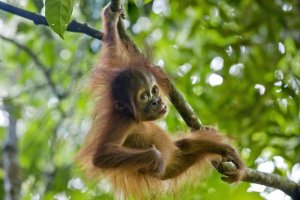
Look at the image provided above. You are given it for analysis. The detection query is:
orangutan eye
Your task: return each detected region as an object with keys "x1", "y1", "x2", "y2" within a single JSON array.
[
  {"x1": 115, "y1": 101, "x2": 126, "y2": 110},
  {"x1": 151, "y1": 86, "x2": 159, "y2": 96},
  {"x1": 138, "y1": 92, "x2": 149, "y2": 103}
]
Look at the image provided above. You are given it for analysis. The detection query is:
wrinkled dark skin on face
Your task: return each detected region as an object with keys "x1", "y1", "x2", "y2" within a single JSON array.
[{"x1": 112, "y1": 69, "x2": 167, "y2": 121}]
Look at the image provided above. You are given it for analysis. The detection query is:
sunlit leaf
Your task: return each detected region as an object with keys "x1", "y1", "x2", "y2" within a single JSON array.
[
  {"x1": 144, "y1": 0, "x2": 153, "y2": 4},
  {"x1": 45, "y1": 0, "x2": 74, "y2": 38}
]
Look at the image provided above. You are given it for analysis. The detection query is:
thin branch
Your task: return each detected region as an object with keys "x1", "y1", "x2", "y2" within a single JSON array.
[
  {"x1": 1, "y1": 0, "x2": 299, "y2": 199},
  {"x1": 0, "y1": 2, "x2": 103, "y2": 40},
  {"x1": 0, "y1": 34, "x2": 64, "y2": 100},
  {"x1": 0, "y1": 1, "x2": 138, "y2": 52}
]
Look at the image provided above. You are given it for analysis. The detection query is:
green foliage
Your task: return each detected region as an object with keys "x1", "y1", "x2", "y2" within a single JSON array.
[
  {"x1": 45, "y1": 0, "x2": 74, "y2": 38},
  {"x1": 0, "y1": 0, "x2": 299, "y2": 199},
  {"x1": 143, "y1": 0, "x2": 153, "y2": 5},
  {"x1": 134, "y1": 0, "x2": 153, "y2": 6}
]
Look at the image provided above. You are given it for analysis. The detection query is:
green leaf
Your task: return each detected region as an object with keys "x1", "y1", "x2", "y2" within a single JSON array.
[
  {"x1": 45, "y1": 0, "x2": 74, "y2": 39},
  {"x1": 134, "y1": 0, "x2": 153, "y2": 6},
  {"x1": 144, "y1": 0, "x2": 153, "y2": 4}
]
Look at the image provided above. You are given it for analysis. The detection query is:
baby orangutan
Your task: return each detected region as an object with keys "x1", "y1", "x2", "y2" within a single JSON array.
[{"x1": 77, "y1": 3, "x2": 245, "y2": 199}]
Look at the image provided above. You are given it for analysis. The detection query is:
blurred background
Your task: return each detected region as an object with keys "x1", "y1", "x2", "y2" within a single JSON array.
[{"x1": 0, "y1": 0, "x2": 299, "y2": 199}]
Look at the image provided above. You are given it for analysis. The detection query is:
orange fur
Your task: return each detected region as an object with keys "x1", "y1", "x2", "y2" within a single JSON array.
[{"x1": 77, "y1": 4, "x2": 244, "y2": 200}]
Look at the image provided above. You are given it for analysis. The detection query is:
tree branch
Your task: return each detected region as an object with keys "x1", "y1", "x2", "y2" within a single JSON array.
[
  {"x1": 0, "y1": 34, "x2": 65, "y2": 100},
  {"x1": 220, "y1": 160, "x2": 300, "y2": 199},
  {"x1": 244, "y1": 168, "x2": 300, "y2": 199},
  {"x1": 110, "y1": 0, "x2": 202, "y2": 129},
  {"x1": 0, "y1": 2, "x2": 103, "y2": 40},
  {"x1": 107, "y1": 3, "x2": 300, "y2": 198},
  {"x1": 1, "y1": 0, "x2": 299, "y2": 199},
  {"x1": 3, "y1": 104, "x2": 21, "y2": 200},
  {"x1": 167, "y1": 80, "x2": 203, "y2": 130},
  {"x1": 110, "y1": 0, "x2": 121, "y2": 12}
]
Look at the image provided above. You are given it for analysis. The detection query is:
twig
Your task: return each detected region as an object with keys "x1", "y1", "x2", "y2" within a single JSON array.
[
  {"x1": 1, "y1": 0, "x2": 299, "y2": 198},
  {"x1": 0, "y1": 34, "x2": 64, "y2": 100},
  {"x1": 0, "y1": 1, "x2": 103, "y2": 40}
]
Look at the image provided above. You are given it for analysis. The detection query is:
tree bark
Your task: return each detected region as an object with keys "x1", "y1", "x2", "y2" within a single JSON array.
[
  {"x1": 1, "y1": 1, "x2": 299, "y2": 199},
  {"x1": 0, "y1": 2, "x2": 103, "y2": 40},
  {"x1": 3, "y1": 105, "x2": 21, "y2": 200}
]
